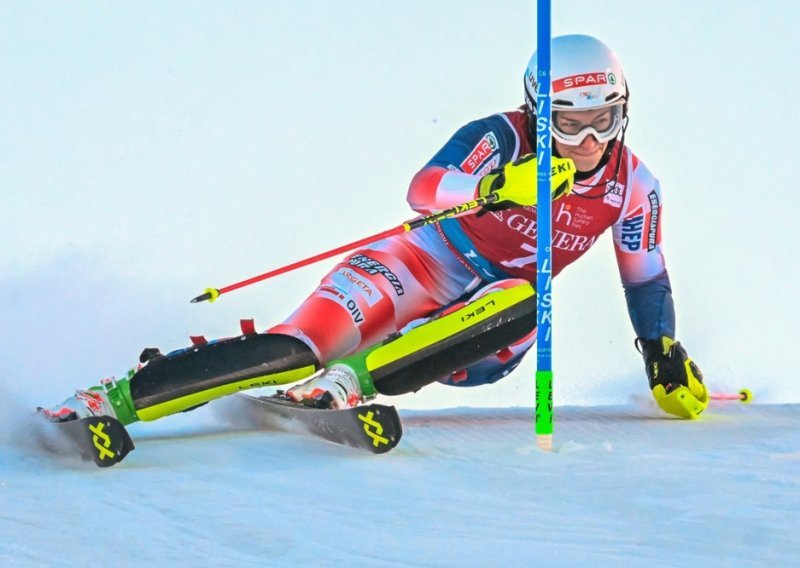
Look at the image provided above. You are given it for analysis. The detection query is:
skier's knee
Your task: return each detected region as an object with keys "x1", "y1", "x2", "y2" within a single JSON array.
[{"x1": 440, "y1": 328, "x2": 535, "y2": 387}]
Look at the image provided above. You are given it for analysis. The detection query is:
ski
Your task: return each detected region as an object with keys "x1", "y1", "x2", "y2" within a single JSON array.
[
  {"x1": 231, "y1": 395, "x2": 403, "y2": 454},
  {"x1": 31, "y1": 395, "x2": 400, "y2": 466},
  {"x1": 33, "y1": 414, "x2": 135, "y2": 468}
]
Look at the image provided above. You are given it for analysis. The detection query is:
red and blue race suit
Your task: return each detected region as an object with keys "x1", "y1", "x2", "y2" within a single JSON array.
[{"x1": 271, "y1": 108, "x2": 674, "y2": 387}]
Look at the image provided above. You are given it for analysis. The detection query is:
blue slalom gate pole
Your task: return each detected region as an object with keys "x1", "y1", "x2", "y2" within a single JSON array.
[{"x1": 535, "y1": 0, "x2": 554, "y2": 450}]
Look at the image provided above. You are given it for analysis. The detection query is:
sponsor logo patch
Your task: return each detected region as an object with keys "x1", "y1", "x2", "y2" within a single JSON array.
[
  {"x1": 333, "y1": 268, "x2": 382, "y2": 307},
  {"x1": 474, "y1": 154, "x2": 501, "y2": 177},
  {"x1": 348, "y1": 254, "x2": 405, "y2": 296},
  {"x1": 620, "y1": 206, "x2": 645, "y2": 251},
  {"x1": 554, "y1": 203, "x2": 594, "y2": 229},
  {"x1": 604, "y1": 181, "x2": 624, "y2": 207},
  {"x1": 460, "y1": 132, "x2": 499, "y2": 174},
  {"x1": 460, "y1": 299, "x2": 496, "y2": 322},
  {"x1": 319, "y1": 283, "x2": 365, "y2": 325},
  {"x1": 555, "y1": 203, "x2": 573, "y2": 226},
  {"x1": 553, "y1": 72, "x2": 608, "y2": 93},
  {"x1": 647, "y1": 190, "x2": 660, "y2": 251}
]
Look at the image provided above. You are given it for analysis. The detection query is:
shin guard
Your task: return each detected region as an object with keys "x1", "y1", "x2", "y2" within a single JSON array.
[
  {"x1": 335, "y1": 283, "x2": 537, "y2": 396},
  {"x1": 130, "y1": 333, "x2": 319, "y2": 421}
]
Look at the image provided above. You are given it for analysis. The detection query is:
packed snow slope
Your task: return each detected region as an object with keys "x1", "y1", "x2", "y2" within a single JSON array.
[{"x1": 1, "y1": 397, "x2": 798, "y2": 567}]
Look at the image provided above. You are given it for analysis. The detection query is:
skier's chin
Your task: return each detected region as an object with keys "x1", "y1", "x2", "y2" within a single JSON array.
[{"x1": 563, "y1": 148, "x2": 604, "y2": 173}]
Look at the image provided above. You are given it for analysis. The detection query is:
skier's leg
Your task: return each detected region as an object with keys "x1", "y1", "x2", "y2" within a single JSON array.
[
  {"x1": 435, "y1": 278, "x2": 537, "y2": 387},
  {"x1": 42, "y1": 332, "x2": 321, "y2": 425},
  {"x1": 361, "y1": 278, "x2": 536, "y2": 395},
  {"x1": 43, "y1": 226, "x2": 478, "y2": 422},
  {"x1": 135, "y1": 229, "x2": 475, "y2": 417},
  {"x1": 287, "y1": 278, "x2": 537, "y2": 405},
  {"x1": 130, "y1": 333, "x2": 321, "y2": 421},
  {"x1": 438, "y1": 328, "x2": 535, "y2": 387},
  {"x1": 272, "y1": 227, "x2": 487, "y2": 408},
  {"x1": 270, "y1": 224, "x2": 481, "y2": 362}
]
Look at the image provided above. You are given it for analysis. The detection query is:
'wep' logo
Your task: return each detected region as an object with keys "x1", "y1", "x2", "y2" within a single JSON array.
[{"x1": 620, "y1": 206, "x2": 644, "y2": 252}]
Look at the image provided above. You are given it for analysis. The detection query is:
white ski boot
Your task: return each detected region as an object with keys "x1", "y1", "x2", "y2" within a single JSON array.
[
  {"x1": 285, "y1": 364, "x2": 363, "y2": 409},
  {"x1": 38, "y1": 371, "x2": 141, "y2": 425},
  {"x1": 39, "y1": 388, "x2": 116, "y2": 422}
]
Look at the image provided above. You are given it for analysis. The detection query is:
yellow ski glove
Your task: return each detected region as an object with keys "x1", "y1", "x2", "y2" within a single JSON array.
[
  {"x1": 477, "y1": 154, "x2": 575, "y2": 209},
  {"x1": 637, "y1": 336, "x2": 709, "y2": 419}
]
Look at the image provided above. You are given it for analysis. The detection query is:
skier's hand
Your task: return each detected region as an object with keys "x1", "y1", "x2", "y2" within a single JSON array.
[
  {"x1": 636, "y1": 336, "x2": 708, "y2": 419},
  {"x1": 477, "y1": 154, "x2": 575, "y2": 210}
]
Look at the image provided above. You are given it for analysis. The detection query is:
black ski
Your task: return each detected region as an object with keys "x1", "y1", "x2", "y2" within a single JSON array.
[
  {"x1": 231, "y1": 395, "x2": 403, "y2": 454},
  {"x1": 32, "y1": 395, "x2": 399, "y2": 465},
  {"x1": 34, "y1": 414, "x2": 135, "y2": 468}
]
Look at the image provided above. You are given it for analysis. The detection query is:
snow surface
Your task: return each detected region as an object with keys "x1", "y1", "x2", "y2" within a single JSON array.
[{"x1": 1, "y1": 395, "x2": 799, "y2": 566}]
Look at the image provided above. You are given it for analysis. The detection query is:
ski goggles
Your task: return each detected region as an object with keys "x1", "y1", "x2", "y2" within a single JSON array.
[{"x1": 552, "y1": 103, "x2": 624, "y2": 145}]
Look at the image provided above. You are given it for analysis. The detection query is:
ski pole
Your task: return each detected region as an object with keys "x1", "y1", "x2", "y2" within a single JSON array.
[
  {"x1": 709, "y1": 389, "x2": 753, "y2": 403},
  {"x1": 190, "y1": 193, "x2": 500, "y2": 304}
]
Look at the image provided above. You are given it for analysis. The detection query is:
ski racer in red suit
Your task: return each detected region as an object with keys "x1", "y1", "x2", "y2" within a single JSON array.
[{"x1": 43, "y1": 35, "x2": 707, "y2": 428}]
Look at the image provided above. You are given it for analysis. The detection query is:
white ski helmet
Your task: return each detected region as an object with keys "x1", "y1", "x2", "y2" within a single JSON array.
[{"x1": 524, "y1": 35, "x2": 629, "y2": 144}]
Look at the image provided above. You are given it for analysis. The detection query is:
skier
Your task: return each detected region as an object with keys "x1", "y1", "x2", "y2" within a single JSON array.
[{"x1": 43, "y1": 34, "x2": 707, "y2": 428}]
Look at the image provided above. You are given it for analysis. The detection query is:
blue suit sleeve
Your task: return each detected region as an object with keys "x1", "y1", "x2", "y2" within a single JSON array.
[{"x1": 623, "y1": 271, "x2": 676, "y2": 340}]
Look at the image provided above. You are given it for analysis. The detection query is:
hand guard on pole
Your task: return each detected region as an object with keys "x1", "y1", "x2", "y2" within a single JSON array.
[
  {"x1": 636, "y1": 336, "x2": 709, "y2": 419},
  {"x1": 477, "y1": 154, "x2": 575, "y2": 211}
]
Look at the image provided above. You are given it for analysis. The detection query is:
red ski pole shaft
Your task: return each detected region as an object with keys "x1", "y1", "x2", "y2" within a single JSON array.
[
  {"x1": 709, "y1": 389, "x2": 753, "y2": 403},
  {"x1": 190, "y1": 193, "x2": 498, "y2": 304}
]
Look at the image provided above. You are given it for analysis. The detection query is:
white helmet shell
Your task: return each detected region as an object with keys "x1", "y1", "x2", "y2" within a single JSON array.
[{"x1": 524, "y1": 34, "x2": 628, "y2": 114}]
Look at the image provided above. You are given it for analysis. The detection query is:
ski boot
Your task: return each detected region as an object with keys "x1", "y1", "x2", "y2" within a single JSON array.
[
  {"x1": 39, "y1": 372, "x2": 139, "y2": 426},
  {"x1": 285, "y1": 364, "x2": 371, "y2": 410}
]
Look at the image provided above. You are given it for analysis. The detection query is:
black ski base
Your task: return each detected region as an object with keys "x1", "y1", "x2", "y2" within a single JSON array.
[
  {"x1": 35, "y1": 415, "x2": 135, "y2": 468},
  {"x1": 234, "y1": 395, "x2": 403, "y2": 454}
]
